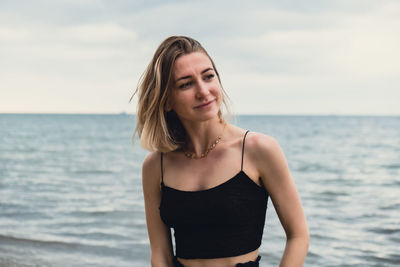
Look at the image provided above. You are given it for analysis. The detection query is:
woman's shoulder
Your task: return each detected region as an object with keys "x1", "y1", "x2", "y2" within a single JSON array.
[
  {"x1": 142, "y1": 151, "x2": 161, "y2": 169},
  {"x1": 142, "y1": 151, "x2": 162, "y2": 185},
  {"x1": 227, "y1": 125, "x2": 279, "y2": 151},
  {"x1": 246, "y1": 131, "x2": 279, "y2": 147},
  {"x1": 242, "y1": 131, "x2": 289, "y2": 185},
  {"x1": 245, "y1": 131, "x2": 282, "y2": 162}
]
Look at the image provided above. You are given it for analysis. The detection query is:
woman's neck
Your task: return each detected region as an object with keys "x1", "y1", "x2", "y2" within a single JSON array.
[{"x1": 181, "y1": 117, "x2": 226, "y2": 158}]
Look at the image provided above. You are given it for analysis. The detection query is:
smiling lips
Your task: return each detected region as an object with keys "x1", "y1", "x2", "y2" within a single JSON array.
[{"x1": 194, "y1": 99, "x2": 215, "y2": 109}]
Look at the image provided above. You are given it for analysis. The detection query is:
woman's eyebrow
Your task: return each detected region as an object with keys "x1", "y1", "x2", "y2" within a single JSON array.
[
  {"x1": 201, "y1": 67, "x2": 214, "y2": 74},
  {"x1": 176, "y1": 68, "x2": 214, "y2": 82}
]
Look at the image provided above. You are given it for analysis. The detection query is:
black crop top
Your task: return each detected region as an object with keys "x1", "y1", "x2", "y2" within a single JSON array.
[{"x1": 158, "y1": 131, "x2": 269, "y2": 259}]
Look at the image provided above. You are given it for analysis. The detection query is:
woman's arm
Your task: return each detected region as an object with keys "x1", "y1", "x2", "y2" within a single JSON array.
[
  {"x1": 248, "y1": 133, "x2": 309, "y2": 267},
  {"x1": 142, "y1": 152, "x2": 174, "y2": 267}
]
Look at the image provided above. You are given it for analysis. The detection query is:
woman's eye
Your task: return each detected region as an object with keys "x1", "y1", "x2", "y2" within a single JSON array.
[
  {"x1": 205, "y1": 74, "x2": 214, "y2": 80},
  {"x1": 178, "y1": 82, "x2": 192, "y2": 89}
]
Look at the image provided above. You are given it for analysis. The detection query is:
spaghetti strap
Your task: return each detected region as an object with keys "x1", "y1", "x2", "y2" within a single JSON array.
[
  {"x1": 160, "y1": 152, "x2": 164, "y2": 185},
  {"x1": 241, "y1": 130, "x2": 250, "y2": 171}
]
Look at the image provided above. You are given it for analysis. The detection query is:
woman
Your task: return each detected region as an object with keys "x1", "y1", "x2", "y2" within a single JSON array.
[{"x1": 134, "y1": 36, "x2": 309, "y2": 267}]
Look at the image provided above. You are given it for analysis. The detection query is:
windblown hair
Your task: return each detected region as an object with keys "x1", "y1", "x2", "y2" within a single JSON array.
[{"x1": 131, "y1": 36, "x2": 230, "y2": 152}]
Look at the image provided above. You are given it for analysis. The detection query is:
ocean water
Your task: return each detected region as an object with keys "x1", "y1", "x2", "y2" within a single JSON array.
[{"x1": 0, "y1": 114, "x2": 399, "y2": 266}]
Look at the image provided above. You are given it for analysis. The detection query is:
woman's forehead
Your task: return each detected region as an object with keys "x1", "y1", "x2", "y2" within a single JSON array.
[{"x1": 173, "y1": 52, "x2": 213, "y2": 78}]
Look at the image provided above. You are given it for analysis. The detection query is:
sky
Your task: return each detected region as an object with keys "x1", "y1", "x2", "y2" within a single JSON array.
[{"x1": 1, "y1": 0, "x2": 399, "y2": 115}]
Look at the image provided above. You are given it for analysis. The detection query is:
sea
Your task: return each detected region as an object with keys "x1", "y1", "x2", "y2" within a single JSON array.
[{"x1": 0, "y1": 114, "x2": 399, "y2": 267}]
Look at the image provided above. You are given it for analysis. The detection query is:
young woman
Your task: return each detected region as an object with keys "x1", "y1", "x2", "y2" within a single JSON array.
[{"x1": 134, "y1": 36, "x2": 309, "y2": 267}]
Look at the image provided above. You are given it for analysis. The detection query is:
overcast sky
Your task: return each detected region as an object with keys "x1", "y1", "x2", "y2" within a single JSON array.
[{"x1": 1, "y1": 0, "x2": 399, "y2": 115}]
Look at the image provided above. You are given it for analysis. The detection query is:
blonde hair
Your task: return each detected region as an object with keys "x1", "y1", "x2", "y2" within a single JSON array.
[{"x1": 131, "y1": 36, "x2": 230, "y2": 152}]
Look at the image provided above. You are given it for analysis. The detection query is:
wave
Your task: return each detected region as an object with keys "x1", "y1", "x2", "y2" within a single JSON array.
[
  {"x1": 367, "y1": 227, "x2": 400, "y2": 235},
  {"x1": 381, "y1": 163, "x2": 400, "y2": 169},
  {"x1": 72, "y1": 170, "x2": 115, "y2": 175},
  {"x1": 0, "y1": 234, "x2": 128, "y2": 257},
  {"x1": 0, "y1": 234, "x2": 83, "y2": 248}
]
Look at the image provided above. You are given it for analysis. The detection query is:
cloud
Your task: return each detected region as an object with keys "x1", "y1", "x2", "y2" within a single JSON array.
[{"x1": 0, "y1": 0, "x2": 399, "y2": 114}]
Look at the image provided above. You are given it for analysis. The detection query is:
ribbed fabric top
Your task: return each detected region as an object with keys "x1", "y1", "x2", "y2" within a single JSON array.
[{"x1": 158, "y1": 131, "x2": 269, "y2": 259}]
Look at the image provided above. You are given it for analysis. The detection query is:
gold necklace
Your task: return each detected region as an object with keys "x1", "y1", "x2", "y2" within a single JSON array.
[{"x1": 184, "y1": 124, "x2": 226, "y2": 160}]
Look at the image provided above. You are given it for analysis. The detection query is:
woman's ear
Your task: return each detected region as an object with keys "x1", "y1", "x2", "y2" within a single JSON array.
[{"x1": 165, "y1": 100, "x2": 172, "y2": 112}]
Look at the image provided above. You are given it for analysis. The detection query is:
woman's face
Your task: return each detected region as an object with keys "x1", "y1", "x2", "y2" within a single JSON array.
[{"x1": 168, "y1": 52, "x2": 222, "y2": 123}]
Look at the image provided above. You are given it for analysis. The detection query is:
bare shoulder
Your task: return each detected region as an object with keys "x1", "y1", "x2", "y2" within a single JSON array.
[
  {"x1": 142, "y1": 151, "x2": 161, "y2": 186},
  {"x1": 245, "y1": 132, "x2": 281, "y2": 157},
  {"x1": 245, "y1": 132, "x2": 288, "y2": 176},
  {"x1": 142, "y1": 151, "x2": 160, "y2": 170}
]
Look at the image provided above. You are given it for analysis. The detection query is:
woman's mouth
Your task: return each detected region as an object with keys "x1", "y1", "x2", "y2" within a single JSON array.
[{"x1": 194, "y1": 100, "x2": 214, "y2": 109}]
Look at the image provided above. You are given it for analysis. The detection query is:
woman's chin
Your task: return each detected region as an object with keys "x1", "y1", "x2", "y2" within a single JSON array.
[{"x1": 197, "y1": 112, "x2": 221, "y2": 122}]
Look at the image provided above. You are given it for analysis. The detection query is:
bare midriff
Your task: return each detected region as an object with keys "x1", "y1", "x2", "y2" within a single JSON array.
[{"x1": 177, "y1": 248, "x2": 259, "y2": 267}]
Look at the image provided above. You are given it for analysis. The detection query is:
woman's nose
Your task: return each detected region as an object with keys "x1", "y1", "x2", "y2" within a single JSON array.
[{"x1": 195, "y1": 80, "x2": 209, "y2": 98}]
